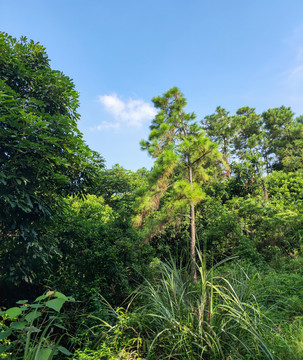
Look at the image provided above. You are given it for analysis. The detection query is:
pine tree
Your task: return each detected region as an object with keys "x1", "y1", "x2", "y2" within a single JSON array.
[{"x1": 135, "y1": 87, "x2": 222, "y2": 278}]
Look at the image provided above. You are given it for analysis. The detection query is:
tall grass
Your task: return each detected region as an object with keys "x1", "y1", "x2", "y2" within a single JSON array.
[
  {"x1": 77, "y1": 253, "x2": 278, "y2": 359},
  {"x1": 137, "y1": 253, "x2": 275, "y2": 359}
]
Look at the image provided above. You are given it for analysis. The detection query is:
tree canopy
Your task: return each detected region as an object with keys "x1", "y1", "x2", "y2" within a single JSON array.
[
  {"x1": 136, "y1": 87, "x2": 223, "y2": 277},
  {"x1": 0, "y1": 33, "x2": 103, "y2": 285}
]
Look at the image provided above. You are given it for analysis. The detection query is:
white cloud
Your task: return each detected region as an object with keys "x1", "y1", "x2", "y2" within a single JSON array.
[
  {"x1": 95, "y1": 121, "x2": 120, "y2": 131},
  {"x1": 97, "y1": 93, "x2": 157, "y2": 129}
]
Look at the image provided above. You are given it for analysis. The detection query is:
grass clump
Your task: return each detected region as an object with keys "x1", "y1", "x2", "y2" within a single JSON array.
[
  {"x1": 84, "y1": 253, "x2": 278, "y2": 359},
  {"x1": 138, "y1": 254, "x2": 274, "y2": 359}
]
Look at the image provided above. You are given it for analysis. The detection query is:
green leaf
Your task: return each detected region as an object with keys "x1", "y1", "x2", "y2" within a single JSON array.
[
  {"x1": 0, "y1": 344, "x2": 11, "y2": 354},
  {"x1": 5, "y1": 307, "x2": 22, "y2": 318},
  {"x1": 0, "y1": 330, "x2": 12, "y2": 339},
  {"x1": 25, "y1": 326, "x2": 41, "y2": 333},
  {"x1": 36, "y1": 348, "x2": 52, "y2": 360},
  {"x1": 54, "y1": 323, "x2": 67, "y2": 330},
  {"x1": 54, "y1": 291, "x2": 68, "y2": 300},
  {"x1": 30, "y1": 304, "x2": 43, "y2": 309},
  {"x1": 35, "y1": 294, "x2": 47, "y2": 302},
  {"x1": 57, "y1": 346, "x2": 73, "y2": 356},
  {"x1": 25, "y1": 311, "x2": 42, "y2": 322},
  {"x1": 10, "y1": 321, "x2": 27, "y2": 330},
  {"x1": 16, "y1": 300, "x2": 28, "y2": 304},
  {"x1": 45, "y1": 298, "x2": 65, "y2": 312}
]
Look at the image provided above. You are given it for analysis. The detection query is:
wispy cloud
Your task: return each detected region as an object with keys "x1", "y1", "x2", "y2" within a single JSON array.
[
  {"x1": 283, "y1": 25, "x2": 303, "y2": 85},
  {"x1": 277, "y1": 24, "x2": 303, "y2": 113},
  {"x1": 287, "y1": 64, "x2": 303, "y2": 86},
  {"x1": 95, "y1": 93, "x2": 157, "y2": 131},
  {"x1": 95, "y1": 121, "x2": 120, "y2": 131}
]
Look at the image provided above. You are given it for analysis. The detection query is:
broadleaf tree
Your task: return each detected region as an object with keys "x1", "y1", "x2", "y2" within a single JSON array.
[
  {"x1": 262, "y1": 106, "x2": 303, "y2": 172},
  {"x1": 135, "y1": 87, "x2": 223, "y2": 278},
  {"x1": 0, "y1": 33, "x2": 103, "y2": 288},
  {"x1": 202, "y1": 106, "x2": 234, "y2": 176}
]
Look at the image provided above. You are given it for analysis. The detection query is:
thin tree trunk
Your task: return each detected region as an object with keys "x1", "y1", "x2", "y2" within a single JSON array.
[
  {"x1": 188, "y1": 164, "x2": 197, "y2": 281},
  {"x1": 190, "y1": 203, "x2": 197, "y2": 281},
  {"x1": 262, "y1": 180, "x2": 268, "y2": 201},
  {"x1": 223, "y1": 139, "x2": 230, "y2": 178}
]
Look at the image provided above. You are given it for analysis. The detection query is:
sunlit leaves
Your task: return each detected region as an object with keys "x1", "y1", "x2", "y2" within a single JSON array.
[
  {"x1": 136, "y1": 87, "x2": 223, "y2": 248},
  {"x1": 0, "y1": 33, "x2": 103, "y2": 287}
]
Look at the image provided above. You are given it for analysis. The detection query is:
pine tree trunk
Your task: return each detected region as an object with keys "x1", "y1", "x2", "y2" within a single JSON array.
[
  {"x1": 190, "y1": 203, "x2": 197, "y2": 281},
  {"x1": 188, "y1": 164, "x2": 197, "y2": 281}
]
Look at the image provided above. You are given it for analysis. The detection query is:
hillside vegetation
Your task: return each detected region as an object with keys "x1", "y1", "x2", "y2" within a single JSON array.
[{"x1": 1, "y1": 33, "x2": 303, "y2": 359}]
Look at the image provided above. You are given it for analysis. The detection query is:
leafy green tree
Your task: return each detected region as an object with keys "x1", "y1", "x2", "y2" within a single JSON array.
[
  {"x1": 202, "y1": 106, "x2": 234, "y2": 175},
  {"x1": 136, "y1": 87, "x2": 222, "y2": 278},
  {"x1": 0, "y1": 33, "x2": 102, "y2": 290},
  {"x1": 233, "y1": 107, "x2": 263, "y2": 157},
  {"x1": 262, "y1": 106, "x2": 298, "y2": 171},
  {"x1": 280, "y1": 115, "x2": 303, "y2": 173},
  {"x1": 231, "y1": 107, "x2": 267, "y2": 198},
  {"x1": 267, "y1": 170, "x2": 303, "y2": 210},
  {"x1": 90, "y1": 164, "x2": 149, "y2": 213}
]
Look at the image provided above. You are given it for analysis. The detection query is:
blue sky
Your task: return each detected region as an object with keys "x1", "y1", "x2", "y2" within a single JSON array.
[{"x1": 2, "y1": 0, "x2": 303, "y2": 170}]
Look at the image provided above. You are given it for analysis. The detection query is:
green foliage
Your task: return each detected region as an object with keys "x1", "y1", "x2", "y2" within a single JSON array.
[
  {"x1": 271, "y1": 316, "x2": 303, "y2": 359},
  {"x1": 91, "y1": 165, "x2": 149, "y2": 213},
  {"x1": 0, "y1": 291, "x2": 74, "y2": 359},
  {"x1": 137, "y1": 87, "x2": 221, "y2": 229},
  {"x1": 84, "y1": 255, "x2": 278, "y2": 360},
  {"x1": 202, "y1": 106, "x2": 234, "y2": 166},
  {"x1": 141, "y1": 258, "x2": 275, "y2": 359},
  {"x1": 74, "y1": 305, "x2": 144, "y2": 360},
  {"x1": 46, "y1": 195, "x2": 154, "y2": 307},
  {"x1": 196, "y1": 197, "x2": 261, "y2": 263},
  {"x1": 267, "y1": 171, "x2": 303, "y2": 209},
  {"x1": 3, "y1": 30, "x2": 303, "y2": 360},
  {"x1": 262, "y1": 106, "x2": 298, "y2": 171},
  {"x1": 0, "y1": 33, "x2": 103, "y2": 292},
  {"x1": 73, "y1": 345, "x2": 144, "y2": 360},
  {"x1": 202, "y1": 105, "x2": 303, "y2": 200},
  {"x1": 136, "y1": 87, "x2": 223, "y2": 279},
  {"x1": 195, "y1": 192, "x2": 303, "y2": 264}
]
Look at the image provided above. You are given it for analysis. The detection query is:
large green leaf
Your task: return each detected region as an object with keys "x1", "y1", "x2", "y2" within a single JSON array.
[
  {"x1": 5, "y1": 307, "x2": 22, "y2": 318},
  {"x1": 54, "y1": 291, "x2": 68, "y2": 300},
  {"x1": 57, "y1": 346, "x2": 73, "y2": 356},
  {"x1": 35, "y1": 294, "x2": 47, "y2": 302},
  {"x1": 0, "y1": 329, "x2": 12, "y2": 339},
  {"x1": 0, "y1": 344, "x2": 11, "y2": 354},
  {"x1": 10, "y1": 321, "x2": 27, "y2": 330},
  {"x1": 16, "y1": 300, "x2": 28, "y2": 304},
  {"x1": 36, "y1": 348, "x2": 52, "y2": 360},
  {"x1": 45, "y1": 298, "x2": 65, "y2": 312},
  {"x1": 25, "y1": 311, "x2": 42, "y2": 322}
]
